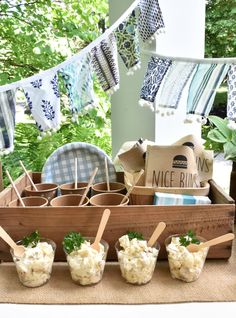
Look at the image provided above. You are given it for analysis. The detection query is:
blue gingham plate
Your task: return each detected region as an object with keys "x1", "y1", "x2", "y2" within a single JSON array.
[{"x1": 41, "y1": 142, "x2": 117, "y2": 185}]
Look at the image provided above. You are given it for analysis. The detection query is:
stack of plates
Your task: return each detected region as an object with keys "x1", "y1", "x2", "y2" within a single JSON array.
[{"x1": 42, "y1": 142, "x2": 117, "y2": 185}]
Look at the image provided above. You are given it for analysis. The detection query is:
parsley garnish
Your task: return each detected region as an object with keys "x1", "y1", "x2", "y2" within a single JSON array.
[
  {"x1": 179, "y1": 230, "x2": 200, "y2": 247},
  {"x1": 127, "y1": 231, "x2": 144, "y2": 241},
  {"x1": 22, "y1": 230, "x2": 40, "y2": 248},
  {"x1": 63, "y1": 231, "x2": 85, "y2": 254}
]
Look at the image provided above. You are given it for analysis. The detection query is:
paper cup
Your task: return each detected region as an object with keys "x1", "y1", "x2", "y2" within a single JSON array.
[
  {"x1": 92, "y1": 182, "x2": 126, "y2": 195},
  {"x1": 89, "y1": 193, "x2": 129, "y2": 206},
  {"x1": 59, "y1": 182, "x2": 89, "y2": 196},
  {"x1": 8, "y1": 196, "x2": 48, "y2": 207},
  {"x1": 50, "y1": 194, "x2": 89, "y2": 207},
  {"x1": 24, "y1": 183, "x2": 58, "y2": 203}
]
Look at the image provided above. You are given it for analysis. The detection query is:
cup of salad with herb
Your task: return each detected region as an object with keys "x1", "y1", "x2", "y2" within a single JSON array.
[
  {"x1": 10, "y1": 231, "x2": 56, "y2": 287},
  {"x1": 63, "y1": 232, "x2": 109, "y2": 286},
  {"x1": 165, "y1": 230, "x2": 208, "y2": 282},
  {"x1": 115, "y1": 231, "x2": 160, "y2": 285}
]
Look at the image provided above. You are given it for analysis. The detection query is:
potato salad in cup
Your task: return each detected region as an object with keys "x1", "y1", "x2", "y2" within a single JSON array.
[
  {"x1": 115, "y1": 231, "x2": 160, "y2": 285},
  {"x1": 10, "y1": 231, "x2": 56, "y2": 287},
  {"x1": 63, "y1": 232, "x2": 109, "y2": 286},
  {"x1": 165, "y1": 230, "x2": 209, "y2": 282}
]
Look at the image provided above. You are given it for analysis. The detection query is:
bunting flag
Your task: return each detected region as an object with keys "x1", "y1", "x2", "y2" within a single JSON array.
[
  {"x1": 186, "y1": 63, "x2": 229, "y2": 122},
  {"x1": 138, "y1": 0, "x2": 165, "y2": 43},
  {"x1": 22, "y1": 72, "x2": 61, "y2": 134},
  {"x1": 157, "y1": 62, "x2": 197, "y2": 113},
  {"x1": 139, "y1": 57, "x2": 172, "y2": 111},
  {"x1": 60, "y1": 53, "x2": 96, "y2": 121},
  {"x1": 115, "y1": 10, "x2": 141, "y2": 75},
  {"x1": 91, "y1": 33, "x2": 120, "y2": 94},
  {"x1": 227, "y1": 64, "x2": 236, "y2": 122},
  {"x1": 0, "y1": 90, "x2": 16, "y2": 152}
]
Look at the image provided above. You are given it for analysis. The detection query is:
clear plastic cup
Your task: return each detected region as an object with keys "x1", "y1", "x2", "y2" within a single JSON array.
[
  {"x1": 10, "y1": 238, "x2": 56, "y2": 288},
  {"x1": 64, "y1": 237, "x2": 109, "y2": 286},
  {"x1": 115, "y1": 239, "x2": 160, "y2": 285},
  {"x1": 165, "y1": 234, "x2": 209, "y2": 283}
]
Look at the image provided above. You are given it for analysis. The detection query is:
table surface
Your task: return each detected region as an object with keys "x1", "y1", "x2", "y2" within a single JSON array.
[{"x1": 1, "y1": 302, "x2": 236, "y2": 317}]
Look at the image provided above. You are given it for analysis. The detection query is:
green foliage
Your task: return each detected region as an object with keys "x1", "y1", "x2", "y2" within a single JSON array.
[
  {"x1": 205, "y1": 0, "x2": 236, "y2": 57},
  {"x1": 207, "y1": 115, "x2": 236, "y2": 161},
  {"x1": 22, "y1": 230, "x2": 40, "y2": 248},
  {"x1": 0, "y1": 0, "x2": 111, "y2": 186},
  {"x1": 0, "y1": 0, "x2": 109, "y2": 84},
  {"x1": 179, "y1": 230, "x2": 200, "y2": 247},
  {"x1": 1, "y1": 101, "x2": 112, "y2": 186},
  {"x1": 127, "y1": 231, "x2": 144, "y2": 241},
  {"x1": 63, "y1": 231, "x2": 85, "y2": 254}
]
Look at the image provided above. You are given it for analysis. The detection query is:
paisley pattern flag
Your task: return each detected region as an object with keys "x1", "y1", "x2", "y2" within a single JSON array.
[
  {"x1": 91, "y1": 33, "x2": 120, "y2": 94},
  {"x1": 158, "y1": 62, "x2": 197, "y2": 110},
  {"x1": 60, "y1": 53, "x2": 96, "y2": 117},
  {"x1": 187, "y1": 63, "x2": 229, "y2": 118},
  {"x1": 22, "y1": 72, "x2": 61, "y2": 132},
  {"x1": 138, "y1": 0, "x2": 165, "y2": 42},
  {"x1": 227, "y1": 64, "x2": 236, "y2": 121},
  {"x1": 139, "y1": 57, "x2": 172, "y2": 111},
  {"x1": 0, "y1": 89, "x2": 16, "y2": 151},
  {"x1": 115, "y1": 10, "x2": 141, "y2": 75}
]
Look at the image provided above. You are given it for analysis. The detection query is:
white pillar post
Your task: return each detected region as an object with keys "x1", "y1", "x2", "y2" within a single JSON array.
[
  {"x1": 155, "y1": 0, "x2": 206, "y2": 144},
  {"x1": 109, "y1": 0, "x2": 206, "y2": 155}
]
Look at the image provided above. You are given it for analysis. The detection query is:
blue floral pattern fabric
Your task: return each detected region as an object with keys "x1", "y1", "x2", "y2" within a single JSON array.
[
  {"x1": 60, "y1": 53, "x2": 96, "y2": 115},
  {"x1": 91, "y1": 33, "x2": 120, "y2": 94},
  {"x1": 227, "y1": 65, "x2": 236, "y2": 121},
  {"x1": 22, "y1": 72, "x2": 61, "y2": 132},
  {"x1": 139, "y1": 57, "x2": 172, "y2": 111},
  {"x1": 115, "y1": 10, "x2": 140, "y2": 74},
  {"x1": 138, "y1": 0, "x2": 165, "y2": 42},
  {"x1": 0, "y1": 89, "x2": 16, "y2": 152}
]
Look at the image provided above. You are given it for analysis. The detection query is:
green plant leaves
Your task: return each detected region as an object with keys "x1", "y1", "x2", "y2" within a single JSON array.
[
  {"x1": 224, "y1": 142, "x2": 236, "y2": 160},
  {"x1": 208, "y1": 128, "x2": 228, "y2": 143},
  {"x1": 208, "y1": 115, "x2": 232, "y2": 140}
]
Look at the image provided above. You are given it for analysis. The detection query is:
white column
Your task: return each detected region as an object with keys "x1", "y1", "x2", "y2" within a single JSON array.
[
  {"x1": 109, "y1": 0, "x2": 206, "y2": 156},
  {"x1": 154, "y1": 0, "x2": 206, "y2": 144},
  {"x1": 110, "y1": 0, "x2": 155, "y2": 158}
]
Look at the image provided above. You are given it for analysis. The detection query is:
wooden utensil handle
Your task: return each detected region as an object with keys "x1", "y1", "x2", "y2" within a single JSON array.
[
  {"x1": 0, "y1": 226, "x2": 17, "y2": 249},
  {"x1": 19, "y1": 160, "x2": 38, "y2": 191},
  {"x1": 94, "y1": 209, "x2": 111, "y2": 245},
  {"x1": 147, "y1": 222, "x2": 166, "y2": 247},
  {"x1": 79, "y1": 167, "x2": 98, "y2": 206},
  {"x1": 6, "y1": 170, "x2": 25, "y2": 207},
  {"x1": 120, "y1": 169, "x2": 144, "y2": 204},
  {"x1": 202, "y1": 233, "x2": 235, "y2": 248}
]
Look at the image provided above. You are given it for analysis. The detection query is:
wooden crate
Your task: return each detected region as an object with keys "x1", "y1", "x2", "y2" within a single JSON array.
[{"x1": 0, "y1": 172, "x2": 235, "y2": 262}]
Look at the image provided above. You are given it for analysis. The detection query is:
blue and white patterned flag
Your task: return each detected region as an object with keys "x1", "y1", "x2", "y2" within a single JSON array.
[
  {"x1": 0, "y1": 89, "x2": 16, "y2": 152},
  {"x1": 60, "y1": 53, "x2": 96, "y2": 119},
  {"x1": 22, "y1": 72, "x2": 61, "y2": 132},
  {"x1": 227, "y1": 64, "x2": 236, "y2": 121}
]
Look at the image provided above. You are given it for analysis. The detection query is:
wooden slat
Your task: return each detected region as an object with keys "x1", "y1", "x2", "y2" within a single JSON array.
[
  {"x1": 0, "y1": 204, "x2": 234, "y2": 262},
  {"x1": 0, "y1": 172, "x2": 235, "y2": 262},
  {"x1": 209, "y1": 179, "x2": 235, "y2": 204}
]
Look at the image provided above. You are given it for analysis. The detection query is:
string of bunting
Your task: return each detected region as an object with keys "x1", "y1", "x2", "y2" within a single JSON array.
[
  {"x1": 0, "y1": 0, "x2": 166, "y2": 154},
  {"x1": 140, "y1": 50, "x2": 236, "y2": 129}
]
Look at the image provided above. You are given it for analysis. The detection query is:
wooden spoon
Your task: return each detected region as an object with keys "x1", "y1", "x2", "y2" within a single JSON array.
[
  {"x1": 79, "y1": 167, "x2": 98, "y2": 206},
  {"x1": 0, "y1": 226, "x2": 25, "y2": 257},
  {"x1": 74, "y1": 158, "x2": 78, "y2": 189},
  {"x1": 187, "y1": 233, "x2": 235, "y2": 253},
  {"x1": 120, "y1": 169, "x2": 144, "y2": 205},
  {"x1": 19, "y1": 160, "x2": 38, "y2": 191},
  {"x1": 147, "y1": 222, "x2": 166, "y2": 247},
  {"x1": 104, "y1": 157, "x2": 110, "y2": 191},
  {"x1": 91, "y1": 208, "x2": 111, "y2": 252},
  {"x1": 6, "y1": 169, "x2": 25, "y2": 207}
]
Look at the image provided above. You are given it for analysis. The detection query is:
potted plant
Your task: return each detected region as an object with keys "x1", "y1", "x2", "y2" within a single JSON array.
[{"x1": 207, "y1": 115, "x2": 236, "y2": 201}]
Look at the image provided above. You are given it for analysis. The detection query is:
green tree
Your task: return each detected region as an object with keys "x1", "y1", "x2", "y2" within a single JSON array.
[
  {"x1": 0, "y1": 0, "x2": 111, "y2": 184},
  {"x1": 205, "y1": 0, "x2": 236, "y2": 57}
]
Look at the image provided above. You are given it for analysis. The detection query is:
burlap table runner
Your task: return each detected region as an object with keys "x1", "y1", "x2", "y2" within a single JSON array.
[{"x1": 0, "y1": 241, "x2": 235, "y2": 304}]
